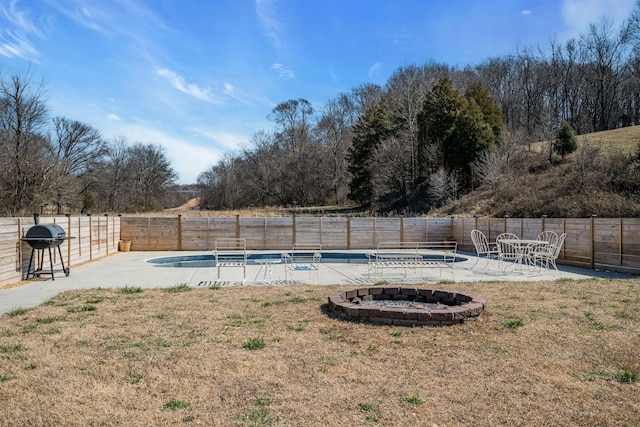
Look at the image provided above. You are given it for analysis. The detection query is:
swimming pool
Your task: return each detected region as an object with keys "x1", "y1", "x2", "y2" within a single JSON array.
[{"x1": 147, "y1": 252, "x2": 466, "y2": 268}]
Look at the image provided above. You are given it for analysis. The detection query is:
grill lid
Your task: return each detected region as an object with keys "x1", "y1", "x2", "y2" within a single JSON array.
[
  {"x1": 25, "y1": 224, "x2": 66, "y2": 240},
  {"x1": 23, "y1": 224, "x2": 69, "y2": 249}
]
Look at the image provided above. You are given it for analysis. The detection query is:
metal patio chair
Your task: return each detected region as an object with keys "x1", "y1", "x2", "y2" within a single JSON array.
[
  {"x1": 470, "y1": 229, "x2": 499, "y2": 269},
  {"x1": 531, "y1": 233, "x2": 566, "y2": 271}
]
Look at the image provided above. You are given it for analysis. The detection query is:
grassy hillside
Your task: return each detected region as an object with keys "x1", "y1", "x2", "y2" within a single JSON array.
[
  {"x1": 434, "y1": 126, "x2": 640, "y2": 218},
  {"x1": 531, "y1": 126, "x2": 640, "y2": 155}
]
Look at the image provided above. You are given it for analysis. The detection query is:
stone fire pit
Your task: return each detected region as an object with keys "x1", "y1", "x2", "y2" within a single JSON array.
[{"x1": 327, "y1": 287, "x2": 485, "y2": 326}]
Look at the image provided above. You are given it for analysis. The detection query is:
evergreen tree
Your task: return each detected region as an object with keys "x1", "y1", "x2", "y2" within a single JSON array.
[
  {"x1": 553, "y1": 122, "x2": 578, "y2": 160},
  {"x1": 446, "y1": 98, "x2": 495, "y2": 174},
  {"x1": 347, "y1": 102, "x2": 393, "y2": 207},
  {"x1": 464, "y1": 81, "x2": 505, "y2": 139},
  {"x1": 419, "y1": 77, "x2": 500, "y2": 190}
]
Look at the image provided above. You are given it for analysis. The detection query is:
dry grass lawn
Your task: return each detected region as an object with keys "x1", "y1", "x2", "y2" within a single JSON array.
[{"x1": 1, "y1": 278, "x2": 639, "y2": 426}]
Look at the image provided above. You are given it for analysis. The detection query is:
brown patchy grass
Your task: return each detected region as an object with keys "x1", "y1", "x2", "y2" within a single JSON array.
[
  {"x1": 1, "y1": 279, "x2": 639, "y2": 426},
  {"x1": 532, "y1": 125, "x2": 640, "y2": 155}
]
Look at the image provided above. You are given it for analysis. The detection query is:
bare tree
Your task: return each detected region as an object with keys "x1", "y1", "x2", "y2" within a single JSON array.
[
  {"x1": 580, "y1": 17, "x2": 633, "y2": 131},
  {"x1": 268, "y1": 99, "x2": 322, "y2": 205},
  {"x1": 428, "y1": 167, "x2": 459, "y2": 207},
  {"x1": 127, "y1": 143, "x2": 177, "y2": 211},
  {"x1": 51, "y1": 116, "x2": 108, "y2": 212},
  {"x1": 0, "y1": 71, "x2": 54, "y2": 215},
  {"x1": 316, "y1": 94, "x2": 354, "y2": 204}
]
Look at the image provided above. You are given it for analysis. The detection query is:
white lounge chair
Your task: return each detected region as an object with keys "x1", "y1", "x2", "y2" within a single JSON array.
[
  {"x1": 214, "y1": 238, "x2": 247, "y2": 283},
  {"x1": 282, "y1": 243, "x2": 322, "y2": 283}
]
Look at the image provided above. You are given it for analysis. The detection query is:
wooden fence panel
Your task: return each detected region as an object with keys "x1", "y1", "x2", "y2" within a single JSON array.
[
  {"x1": 240, "y1": 218, "x2": 268, "y2": 249},
  {"x1": 295, "y1": 217, "x2": 322, "y2": 246},
  {"x1": 211, "y1": 217, "x2": 237, "y2": 241},
  {"x1": 374, "y1": 218, "x2": 401, "y2": 244},
  {"x1": 350, "y1": 218, "x2": 375, "y2": 249},
  {"x1": 0, "y1": 218, "x2": 21, "y2": 287},
  {"x1": 181, "y1": 217, "x2": 210, "y2": 251},
  {"x1": 619, "y1": 218, "x2": 640, "y2": 273},
  {"x1": 594, "y1": 218, "x2": 621, "y2": 267},
  {"x1": 145, "y1": 217, "x2": 179, "y2": 251},
  {"x1": 320, "y1": 217, "x2": 349, "y2": 249},
  {"x1": 542, "y1": 218, "x2": 565, "y2": 235},
  {"x1": 403, "y1": 218, "x2": 426, "y2": 242},
  {"x1": 426, "y1": 218, "x2": 454, "y2": 241},
  {"x1": 563, "y1": 219, "x2": 592, "y2": 268},
  {"x1": 264, "y1": 218, "x2": 293, "y2": 250}
]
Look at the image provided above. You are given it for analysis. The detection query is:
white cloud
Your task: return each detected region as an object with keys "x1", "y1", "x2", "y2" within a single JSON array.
[
  {"x1": 223, "y1": 83, "x2": 254, "y2": 105},
  {"x1": 271, "y1": 63, "x2": 295, "y2": 78},
  {"x1": 368, "y1": 62, "x2": 383, "y2": 80},
  {"x1": 256, "y1": 0, "x2": 282, "y2": 49},
  {"x1": 107, "y1": 113, "x2": 120, "y2": 120},
  {"x1": 194, "y1": 128, "x2": 248, "y2": 151},
  {"x1": 0, "y1": 1, "x2": 40, "y2": 59},
  {"x1": 561, "y1": 0, "x2": 635, "y2": 39},
  {"x1": 0, "y1": 31, "x2": 38, "y2": 58},
  {"x1": 156, "y1": 68, "x2": 218, "y2": 103},
  {"x1": 521, "y1": 10, "x2": 532, "y2": 16}
]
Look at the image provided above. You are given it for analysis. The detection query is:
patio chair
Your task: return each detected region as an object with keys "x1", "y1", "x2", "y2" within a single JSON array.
[
  {"x1": 470, "y1": 229, "x2": 499, "y2": 268},
  {"x1": 537, "y1": 231, "x2": 559, "y2": 247},
  {"x1": 531, "y1": 233, "x2": 566, "y2": 271},
  {"x1": 527, "y1": 231, "x2": 558, "y2": 266},
  {"x1": 282, "y1": 243, "x2": 322, "y2": 283},
  {"x1": 496, "y1": 233, "x2": 526, "y2": 271}
]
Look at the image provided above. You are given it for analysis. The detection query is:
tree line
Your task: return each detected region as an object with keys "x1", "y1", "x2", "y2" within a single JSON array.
[
  {"x1": 198, "y1": 7, "x2": 640, "y2": 214},
  {"x1": 0, "y1": 72, "x2": 177, "y2": 216}
]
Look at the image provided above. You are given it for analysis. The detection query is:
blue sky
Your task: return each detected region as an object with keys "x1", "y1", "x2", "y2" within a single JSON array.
[{"x1": 0, "y1": 0, "x2": 634, "y2": 183}]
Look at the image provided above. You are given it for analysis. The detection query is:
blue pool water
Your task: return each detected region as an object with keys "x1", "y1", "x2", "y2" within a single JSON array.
[{"x1": 148, "y1": 252, "x2": 465, "y2": 268}]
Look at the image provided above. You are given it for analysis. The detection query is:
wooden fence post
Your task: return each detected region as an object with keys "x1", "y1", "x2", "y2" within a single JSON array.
[
  {"x1": 64, "y1": 214, "x2": 71, "y2": 268},
  {"x1": 292, "y1": 215, "x2": 296, "y2": 246},
  {"x1": 347, "y1": 217, "x2": 351, "y2": 250},
  {"x1": 425, "y1": 218, "x2": 429, "y2": 242},
  {"x1": 88, "y1": 214, "x2": 93, "y2": 260},
  {"x1": 263, "y1": 217, "x2": 267, "y2": 250},
  {"x1": 104, "y1": 214, "x2": 109, "y2": 256},
  {"x1": 619, "y1": 218, "x2": 623, "y2": 267},
  {"x1": 177, "y1": 215, "x2": 183, "y2": 251},
  {"x1": 590, "y1": 214, "x2": 596, "y2": 270}
]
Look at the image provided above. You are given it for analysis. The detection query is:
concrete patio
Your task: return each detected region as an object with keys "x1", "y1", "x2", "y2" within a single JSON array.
[{"x1": 0, "y1": 250, "x2": 634, "y2": 315}]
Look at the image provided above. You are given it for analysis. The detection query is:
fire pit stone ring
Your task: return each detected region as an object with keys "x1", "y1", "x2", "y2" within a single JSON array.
[{"x1": 327, "y1": 287, "x2": 486, "y2": 326}]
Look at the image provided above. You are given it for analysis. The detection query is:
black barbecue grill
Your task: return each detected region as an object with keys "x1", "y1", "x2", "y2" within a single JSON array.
[{"x1": 22, "y1": 215, "x2": 75, "y2": 280}]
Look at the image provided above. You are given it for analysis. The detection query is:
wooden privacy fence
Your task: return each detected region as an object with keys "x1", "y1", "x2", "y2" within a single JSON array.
[
  {"x1": 120, "y1": 216, "x2": 453, "y2": 251},
  {"x1": 0, "y1": 215, "x2": 121, "y2": 287},
  {"x1": 0, "y1": 215, "x2": 636, "y2": 288},
  {"x1": 121, "y1": 215, "x2": 640, "y2": 275}
]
